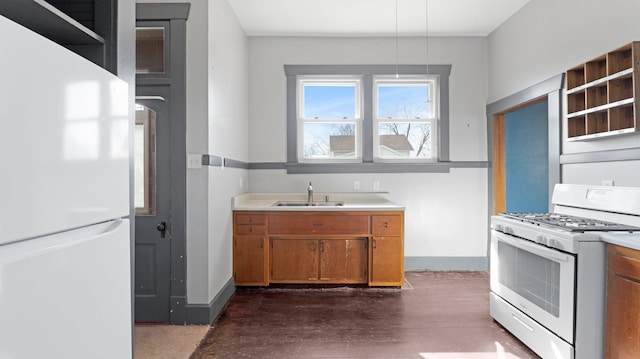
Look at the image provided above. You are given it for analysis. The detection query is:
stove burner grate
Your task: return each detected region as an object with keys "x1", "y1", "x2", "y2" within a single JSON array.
[{"x1": 500, "y1": 212, "x2": 640, "y2": 232}]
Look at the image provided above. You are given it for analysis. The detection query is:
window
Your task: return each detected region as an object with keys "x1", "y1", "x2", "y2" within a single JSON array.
[
  {"x1": 298, "y1": 78, "x2": 362, "y2": 162},
  {"x1": 134, "y1": 104, "x2": 157, "y2": 215},
  {"x1": 374, "y1": 77, "x2": 437, "y2": 161},
  {"x1": 136, "y1": 27, "x2": 166, "y2": 74},
  {"x1": 285, "y1": 65, "x2": 451, "y2": 172}
]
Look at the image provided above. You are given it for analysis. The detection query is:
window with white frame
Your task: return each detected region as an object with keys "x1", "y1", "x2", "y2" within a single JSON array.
[
  {"x1": 298, "y1": 77, "x2": 362, "y2": 162},
  {"x1": 374, "y1": 76, "x2": 437, "y2": 161}
]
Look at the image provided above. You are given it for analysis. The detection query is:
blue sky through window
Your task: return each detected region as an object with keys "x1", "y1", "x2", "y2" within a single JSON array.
[
  {"x1": 303, "y1": 85, "x2": 356, "y2": 119},
  {"x1": 378, "y1": 85, "x2": 429, "y2": 119}
]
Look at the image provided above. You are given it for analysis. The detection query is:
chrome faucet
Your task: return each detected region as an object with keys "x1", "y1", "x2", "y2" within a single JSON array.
[{"x1": 307, "y1": 182, "x2": 313, "y2": 203}]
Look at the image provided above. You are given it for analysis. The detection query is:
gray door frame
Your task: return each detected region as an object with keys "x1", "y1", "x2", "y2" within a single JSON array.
[
  {"x1": 136, "y1": 3, "x2": 190, "y2": 324},
  {"x1": 485, "y1": 74, "x2": 564, "y2": 261}
]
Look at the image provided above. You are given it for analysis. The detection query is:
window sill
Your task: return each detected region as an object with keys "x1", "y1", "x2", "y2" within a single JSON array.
[{"x1": 284, "y1": 161, "x2": 488, "y2": 174}]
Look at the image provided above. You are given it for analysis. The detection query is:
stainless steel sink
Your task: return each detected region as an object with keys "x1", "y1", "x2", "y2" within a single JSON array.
[{"x1": 273, "y1": 201, "x2": 344, "y2": 207}]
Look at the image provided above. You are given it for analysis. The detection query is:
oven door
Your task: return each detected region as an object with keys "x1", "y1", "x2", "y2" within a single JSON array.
[{"x1": 490, "y1": 229, "x2": 575, "y2": 344}]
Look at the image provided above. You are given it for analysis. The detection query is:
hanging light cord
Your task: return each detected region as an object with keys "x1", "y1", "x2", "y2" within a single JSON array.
[
  {"x1": 395, "y1": 0, "x2": 399, "y2": 78},
  {"x1": 425, "y1": 0, "x2": 429, "y2": 74}
]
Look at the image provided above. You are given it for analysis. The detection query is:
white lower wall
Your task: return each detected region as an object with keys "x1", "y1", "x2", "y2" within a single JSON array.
[
  {"x1": 249, "y1": 168, "x2": 488, "y2": 258},
  {"x1": 208, "y1": 166, "x2": 246, "y2": 299}
]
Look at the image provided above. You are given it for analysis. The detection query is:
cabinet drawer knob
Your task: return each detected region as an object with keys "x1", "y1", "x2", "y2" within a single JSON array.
[{"x1": 383, "y1": 222, "x2": 388, "y2": 228}]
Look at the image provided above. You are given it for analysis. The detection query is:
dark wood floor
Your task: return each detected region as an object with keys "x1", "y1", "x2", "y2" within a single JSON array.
[{"x1": 190, "y1": 271, "x2": 540, "y2": 358}]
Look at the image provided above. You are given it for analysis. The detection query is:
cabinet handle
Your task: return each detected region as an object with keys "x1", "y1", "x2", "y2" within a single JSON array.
[
  {"x1": 260, "y1": 239, "x2": 263, "y2": 249},
  {"x1": 249, "y1": 226, "x2": 253, "y2": 233},
  {"x1": 383, "y1": 221, "x2": 388, "y2": 228},
  {"x1": 320, "y1": 240, "x2": 324, "y2": 252},
  {"x1": 249, "y1": 217, "x2": 253, "y2": 223},
  {"x1": 372, "y1": 239, "x2": 377, "y2": 249},
  {"x1": 311, "y1": 242, "x2": 317, "y2": 252},
  {"x1": 313, "y1": 223, "x2": 323, "y2": 227}
]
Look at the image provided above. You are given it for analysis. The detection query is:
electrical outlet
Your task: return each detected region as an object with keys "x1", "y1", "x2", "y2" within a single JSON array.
[
  {"x1": 187, "y1": 154, "x2": 202, "y2": 169},
  {"x1": 239, "y1": 176, "x2": 244, "y2": 189},
  {"x1": 373, "y1": 181, "x2": 380, "y2": 191},
  {"x1": 353, "y1": 180, "x2": 360, "y2": 190}
]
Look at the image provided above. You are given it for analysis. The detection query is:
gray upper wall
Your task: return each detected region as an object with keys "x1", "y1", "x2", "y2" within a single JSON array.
[{"x1": 488, "y1": 0, "x2": 640, "y2": 103}]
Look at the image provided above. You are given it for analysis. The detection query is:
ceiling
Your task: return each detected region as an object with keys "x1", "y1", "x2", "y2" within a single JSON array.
[{"x1": 227, "y1": 0, "x2": 531, "y2": 37}]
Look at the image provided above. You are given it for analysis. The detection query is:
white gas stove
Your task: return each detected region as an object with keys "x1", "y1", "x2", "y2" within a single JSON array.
[{"x1": 490, "y1": 184, "x2": 640, "y2": 359}]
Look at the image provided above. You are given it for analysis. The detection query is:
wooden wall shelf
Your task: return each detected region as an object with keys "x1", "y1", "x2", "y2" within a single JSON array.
[{"x1": 566, "y1": 42, "x2": 640, "y2": 141}]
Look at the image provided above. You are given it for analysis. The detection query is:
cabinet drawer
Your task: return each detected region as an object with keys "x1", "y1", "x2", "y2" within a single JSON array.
[
  {"x1": 269, "y1": 214, "x2": 369, "y2": 235},
  {"x1": 371, "y1": 215, "x2": 402, "y2": 236},
  {"x1": 609, "y1": 244, "x2": 640, "y2": 280},
  {"x1": 235, "y1": 213, "x2": 266, "y2": 225},
  {"x1": 235, "y1": 224, "x2": 265, "y2": 235}
]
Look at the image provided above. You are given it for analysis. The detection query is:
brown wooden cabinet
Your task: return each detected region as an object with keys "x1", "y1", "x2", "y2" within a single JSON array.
[
  {"x1": 370, "y1": 215, "x2": 404, "y2": 286},
  {"x1": 233, "y1": 210, "x2": 404, "y2": 287},
  {"x1": 320, "y1": 238, "x2": 368, "y2": 282},
  {"x1": 270, "y1": 237, "x2": 368, "y2": 283},
  {"x1": 566, "y1": 42, "x2": 640, "y2": 140},
  {"x1": 271, "y1": 238, "x2": 319, "y2": 282},
  {"x1": 233, "y1": 213, "x2": 268, "y2": 286},
  {"x1": 605, "y1": 244, "x2": 640, "y2": 358}
]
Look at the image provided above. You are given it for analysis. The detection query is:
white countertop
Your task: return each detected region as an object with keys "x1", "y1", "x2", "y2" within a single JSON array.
[
  {"x1": 600, "y1": 232, "x2": 640, "y2": 251},
  {"x1": 232, "y1": 192, "x2": 404, "y2": 211}
]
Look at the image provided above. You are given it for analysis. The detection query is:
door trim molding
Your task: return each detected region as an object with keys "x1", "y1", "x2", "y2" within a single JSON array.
[
  {"x1": 136, "y1": 3, "x2": 190, "y2": 20},
  {"x1": 485, "y1": 74, "x2": 564, "y2": 258}
]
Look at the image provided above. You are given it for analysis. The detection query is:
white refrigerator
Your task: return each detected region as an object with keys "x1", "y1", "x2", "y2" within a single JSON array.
[{"x1": 0, "y1": 15, "x2": 132, "y2": 358}]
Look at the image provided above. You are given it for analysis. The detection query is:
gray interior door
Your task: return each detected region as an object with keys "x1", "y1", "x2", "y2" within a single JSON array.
[{"x1": 134, "y1": 88, "x2": 172, "y2": 322}]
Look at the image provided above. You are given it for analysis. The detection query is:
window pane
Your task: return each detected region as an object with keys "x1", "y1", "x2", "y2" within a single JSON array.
[
  {"x1": 377, "y1": 84, "x2": 429, "y2": 119},
  {"x1": 135, "y1": 105, "x2": 156, "y2": 214},
  {"x1": 303, "y1": 84, "x2": 356, "y2": 119},
  {"x1": 303, "y1": 123, "x2": 357, "y2": 158},
  {"x1": 378, "y1": 122, "x2": 431, "y2": 158},
  {"x1": 136, "y1": 27, "x2": 165, "y2": 74}
]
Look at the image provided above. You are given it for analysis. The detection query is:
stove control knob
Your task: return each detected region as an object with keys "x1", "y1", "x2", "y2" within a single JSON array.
[
  {"x1": 536, "y1": 235, "x2": 548, "y2": 245},
  {"x1": 495, "y1": 224, "x2": 503, "y2": 231},
  {"x1": 549, "y1": 239, "x2": 559, "y2": 248}
]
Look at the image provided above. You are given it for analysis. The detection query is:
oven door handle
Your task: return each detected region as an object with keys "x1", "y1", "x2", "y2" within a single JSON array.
[{"x1": 493, "y1": 231, "x2": 571, "y2": 262}]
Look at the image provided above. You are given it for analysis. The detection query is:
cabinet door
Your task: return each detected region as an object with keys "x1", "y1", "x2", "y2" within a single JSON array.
[
  {"x1": 271, "y1": 238, "x2": 318, "y2": 283},
  {"x1": 319, "y1": 238, "x2": 367, "y2": 283},
  {"x1": 233, "y1": 235, "x2": 266, "y2": 285},
  {"x1": 370, "y1": 236, "x2": 404, "y2": 286},
  {"x1": 606, "y1": 245, "x2": 640, "y2": 358}
]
